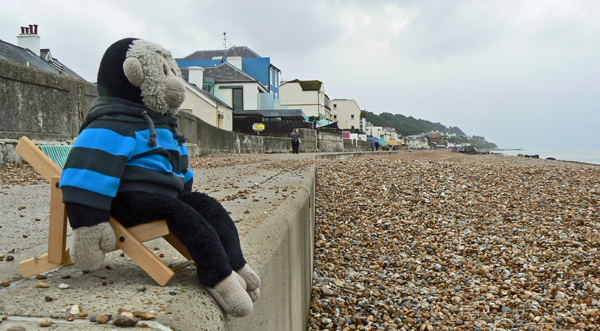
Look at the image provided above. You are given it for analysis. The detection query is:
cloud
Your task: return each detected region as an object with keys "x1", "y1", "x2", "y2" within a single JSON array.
[
  {"x1": 182, "y1": 1, "x2": 341, "y2": 59},
  {"x1": 1, "y1": 0, "x2": 598, "y2": 149}
]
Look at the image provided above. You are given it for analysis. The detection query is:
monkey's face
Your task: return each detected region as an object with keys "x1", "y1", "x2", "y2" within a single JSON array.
[
  {"x1": 155, "y1": 53, "x2": 185, "y2": 114},
  {"x1": 123, "y1": 40, "x2": 185, "y2": 115}
]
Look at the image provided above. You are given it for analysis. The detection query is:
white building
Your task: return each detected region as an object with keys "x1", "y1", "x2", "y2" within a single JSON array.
[
  {"x1": 383, "y1": 127, "x2": 399, "y2": 141},
  {"x1": 191, "y1": 62, "x2": 268, "y2": 112},
  {"x1": 330, "y1": 99, "x2": 365, "y2": 131},
  {"x1": 181, "y1": 67, "x2": 234, "y2": 131},
  {"x1": 405, "y1": 135, "x2": 429, "y2": 149},
  {"x1": 365, "y1": 123, "x2": 385, "y2": 139},
  {"x1": 279, "y1": 79, "x2": 331, "y2": 121}
]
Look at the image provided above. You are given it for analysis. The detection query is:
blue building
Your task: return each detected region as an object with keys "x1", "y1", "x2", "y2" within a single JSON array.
[{"x1": 177, "y1": 46, "x2": 281, "y2": 109}]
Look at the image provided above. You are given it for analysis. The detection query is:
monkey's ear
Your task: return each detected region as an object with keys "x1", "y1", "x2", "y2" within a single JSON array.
[{"x1": 123, "y1": 57, "x2": 144, "y2": 87}]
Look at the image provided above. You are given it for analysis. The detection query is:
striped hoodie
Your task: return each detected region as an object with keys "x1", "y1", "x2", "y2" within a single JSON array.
[{"x1": 60, "y1": 97, "x2": 193, "y2": 218}]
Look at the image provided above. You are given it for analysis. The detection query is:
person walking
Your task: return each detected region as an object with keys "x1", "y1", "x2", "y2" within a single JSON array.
[{"x1": 290, "y1": 128, "x2": 301, "y2": 154}]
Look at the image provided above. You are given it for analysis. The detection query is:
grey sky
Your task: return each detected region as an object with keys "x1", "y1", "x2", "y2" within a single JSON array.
[{"x1": 2, "y1": 0, "x2": 598, "y2": 149}]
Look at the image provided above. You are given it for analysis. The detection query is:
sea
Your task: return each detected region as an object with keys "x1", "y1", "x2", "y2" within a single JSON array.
[{"x1": 495, "y1": 149, "x2": 600, "y2": 165}]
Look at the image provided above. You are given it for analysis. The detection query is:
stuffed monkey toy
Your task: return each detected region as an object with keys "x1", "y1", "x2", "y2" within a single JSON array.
[{"x1": 59, "y1": 38, "x2": 259, "y2": 317}]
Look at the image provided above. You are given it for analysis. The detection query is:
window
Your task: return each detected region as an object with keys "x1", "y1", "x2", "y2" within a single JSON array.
[
  {"x1": 351, "y1": 125, "x2": 355, "y2": 129},
  {"x1": 232, "y1": 88, "x2": 243, "y2": 111},
  {"x1": 203, "y1": 83, "x2": 214, "y2": 94},
  {"x1": 333, "y1": 104, "x2": 337, "y2": 109},
  {"x1": 351, "y1": 114, "x2": 355, "y2": 119},
  {"x1": 333, "y1": 115, "x2": 337, "y2": 119}
]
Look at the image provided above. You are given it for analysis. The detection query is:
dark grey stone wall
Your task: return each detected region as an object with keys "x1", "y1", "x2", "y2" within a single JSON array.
[{"x1": 0, "y1": 59, "x2": 97, "y2": 141}]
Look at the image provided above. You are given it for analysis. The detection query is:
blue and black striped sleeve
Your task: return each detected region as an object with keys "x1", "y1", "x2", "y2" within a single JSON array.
[{"x1": 60, "y1": 122, "x2": 136, "y2": 211}]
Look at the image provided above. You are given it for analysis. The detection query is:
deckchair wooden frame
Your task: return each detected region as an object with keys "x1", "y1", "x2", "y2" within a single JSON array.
[{"x1": 16, "y1": 136, "x2": 193, "y2": 286}]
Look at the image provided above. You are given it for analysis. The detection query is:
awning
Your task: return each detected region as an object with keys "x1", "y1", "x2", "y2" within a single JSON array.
[{"x1": 316, "y1": 121, "x2": 339, "y2": 129}]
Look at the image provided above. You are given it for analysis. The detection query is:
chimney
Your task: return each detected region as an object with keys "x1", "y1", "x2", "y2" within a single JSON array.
[
  {"x1": 17, "y1": 24, "x2": 41, "y2": 57},
  {"x1": 226, "y1": 56, "x2": 243, "y2": 70},
  {"x1": 187, "y1": 66, "x2": 205, "y2": 87}
]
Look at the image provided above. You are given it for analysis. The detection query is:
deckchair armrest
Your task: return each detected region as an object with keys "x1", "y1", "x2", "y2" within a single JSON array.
[{"x1": 16, "y1": 137, "x2": 62, "y2": 181}]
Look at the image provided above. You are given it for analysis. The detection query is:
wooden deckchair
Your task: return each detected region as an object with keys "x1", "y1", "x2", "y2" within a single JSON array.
[{"x1": 16, "y1": 136, "x2": 193, "y2": 286}]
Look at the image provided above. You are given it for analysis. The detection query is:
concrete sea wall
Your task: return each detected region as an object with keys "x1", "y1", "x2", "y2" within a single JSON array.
[{"x1": 0, "y1": 160, "x2": 317, "y2": 331}]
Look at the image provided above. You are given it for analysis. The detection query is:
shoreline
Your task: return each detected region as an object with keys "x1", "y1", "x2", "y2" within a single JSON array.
[
  {"x1": 492, "y1": 148, "x2": 523, "y2": 151},
  {"x1": 387, "y1": 149, "x2": 600, "y2": 168},
  {"x1": 490, "y1": 148, "x2": 600, "y2": 166}
]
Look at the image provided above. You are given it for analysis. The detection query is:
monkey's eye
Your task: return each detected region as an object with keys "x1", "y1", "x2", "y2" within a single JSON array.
[{"x1": 163, "y1": 64, "x2": 168, "y2": 75}]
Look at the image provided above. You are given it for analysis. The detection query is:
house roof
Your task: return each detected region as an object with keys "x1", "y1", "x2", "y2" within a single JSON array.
[
  {"x1": 0, "y1": 39, "x2": 86, "y2": 81},
  {"x1": 282, "y1": 79, "x2": 323, "y2": 91},
  {"x1": 179, "y1": 46, "x2": 261, "y2": 61},
  {"x1": 40, "y1": 48, "x2": 86, "y2": 80},
  {"x1": 200, "y1": 62, "x2": 267, "y2": 92},
  {"x1": 204, "y1": 62, "x2": 257, "y2": 83},
  {"x1": 181, "y1": 62, "x2": 261, "y2": 85}
]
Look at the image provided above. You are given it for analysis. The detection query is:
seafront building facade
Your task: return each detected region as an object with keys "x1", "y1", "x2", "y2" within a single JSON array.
[
  {"x1": 177, "y1": 46, "x2": 282, "y2": 110},
  {"x1": 279, "y1": 79, "x2": 332, "y2": 121},
  {"x1": 406, "y1": 135, "x2": 430, "y2": 149},
  {"x1": 330, "y1": 99, "x2": 365, "y2": 131}
]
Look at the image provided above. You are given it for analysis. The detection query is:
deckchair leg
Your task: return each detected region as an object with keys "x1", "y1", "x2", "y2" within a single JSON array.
[
  {"x1": 19, "y1": 250, "x2": 72, "y2": 277},
  {"x1": 48, "y1": 176, "x2": 68, "y2": 264},
  {"x1": 110, "y1": 218, "x2": 175, "y2": 286},
  {"x1": 19, "y1": 176, "x2": 72, "y2": 277}
]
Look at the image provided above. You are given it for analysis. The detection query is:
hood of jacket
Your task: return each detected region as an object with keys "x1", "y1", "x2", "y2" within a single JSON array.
[{"x1": 81, "y1": 96, "x2": 186, "y2": 146}]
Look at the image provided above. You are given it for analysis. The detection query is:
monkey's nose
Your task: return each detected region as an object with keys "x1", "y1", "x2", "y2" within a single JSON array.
[{"x1": 165, "y1": 77, "x2": 185, "y2": 109}]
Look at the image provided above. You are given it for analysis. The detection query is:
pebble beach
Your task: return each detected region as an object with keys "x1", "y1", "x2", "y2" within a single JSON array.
[{"x1": 309, "y1": 150, "x2": 600, "y2": 330}]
